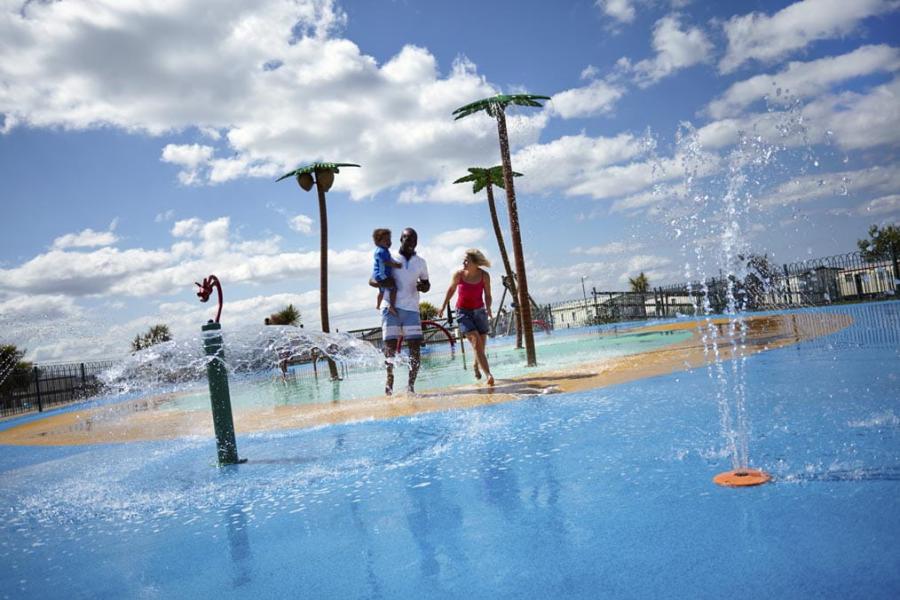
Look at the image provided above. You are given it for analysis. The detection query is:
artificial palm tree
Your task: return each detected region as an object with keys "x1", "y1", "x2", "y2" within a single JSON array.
[
  {"x1": 277, "y1": 162, "x2": 360, "y2": 379},
  {"x1": 453, "y1": 165, "x2": 524, "y2": 348},
  {"x1": 453, "y1": 94, "x2": 550, "y2": 366}
]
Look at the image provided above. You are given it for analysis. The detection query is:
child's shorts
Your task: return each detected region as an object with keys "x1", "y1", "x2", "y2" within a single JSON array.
[
  {"x1": 375, "y1": 276, "x2": 395, "y2": 290},
  {"x1": 457, "y1": 307, "x2": 489, "y2": 335}
]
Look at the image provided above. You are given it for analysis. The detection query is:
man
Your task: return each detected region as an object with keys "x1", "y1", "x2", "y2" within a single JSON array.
[{"x1": 369, "y1": 227, "x2": 430, "y2": 395}]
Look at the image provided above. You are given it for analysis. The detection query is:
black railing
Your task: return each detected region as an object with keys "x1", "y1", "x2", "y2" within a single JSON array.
[{"x1": 1, "y1": 360, "x2": 116, "y2": 418}]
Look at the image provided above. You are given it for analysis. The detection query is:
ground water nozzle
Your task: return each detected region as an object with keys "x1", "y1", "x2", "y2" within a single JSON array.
[{"x1": 713, "y1": 468, "x2": 770, "y2": 487}]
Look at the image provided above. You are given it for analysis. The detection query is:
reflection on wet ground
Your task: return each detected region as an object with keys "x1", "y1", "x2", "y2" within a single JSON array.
[{"x1": 0, "y1": 312, "x2": 852, "y2": 446}]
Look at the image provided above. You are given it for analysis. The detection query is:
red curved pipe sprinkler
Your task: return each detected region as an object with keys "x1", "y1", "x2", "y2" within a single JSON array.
[{"x1": 195, "y1": 275, "x2": 223, "y2": 323}]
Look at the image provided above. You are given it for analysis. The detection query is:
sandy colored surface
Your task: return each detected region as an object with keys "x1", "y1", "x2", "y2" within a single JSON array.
[{"x1": 0, "y1": 312, "x2": 851, "y2": 446}]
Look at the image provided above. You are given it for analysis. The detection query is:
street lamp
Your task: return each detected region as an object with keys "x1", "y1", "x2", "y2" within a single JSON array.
[{"x1": 581, "y1": 276, "x2": 589, "y2": 326}]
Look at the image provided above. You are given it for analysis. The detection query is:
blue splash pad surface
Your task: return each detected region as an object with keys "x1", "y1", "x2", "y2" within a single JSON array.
[{"x1": 1, "y1": 303, "x2": 899, "y2": 599}]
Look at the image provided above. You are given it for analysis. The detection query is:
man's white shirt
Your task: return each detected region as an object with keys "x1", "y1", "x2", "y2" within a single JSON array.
[{"x1": 388, "y1": 253, "x2": 429, "y2": 312}]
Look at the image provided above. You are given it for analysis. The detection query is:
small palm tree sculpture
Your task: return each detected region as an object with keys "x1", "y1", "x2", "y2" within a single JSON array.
[
  {"x1": 277, "y1": 162, "x2": 360, "y2": 379},
  {"x1": 454, "y1": 166, "x2": 524, "y2": 348},
  {"x1": 453, "y1": 94, "x2": 550, "y2": 367}
]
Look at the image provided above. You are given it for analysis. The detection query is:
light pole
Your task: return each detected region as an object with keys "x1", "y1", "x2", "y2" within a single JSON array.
[{"x1": 580, "y1": 276, "x2": 588, "y2": 325}]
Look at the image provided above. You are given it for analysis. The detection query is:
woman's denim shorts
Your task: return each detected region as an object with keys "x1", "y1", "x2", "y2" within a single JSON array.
[{"x1": 457, "y1": 307, "x2": 489, "y2": 335}]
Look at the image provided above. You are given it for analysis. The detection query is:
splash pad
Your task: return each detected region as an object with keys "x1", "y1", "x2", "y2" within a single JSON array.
[{"x1": 0, "y1": 312, "x2": 851, "y2": 447}]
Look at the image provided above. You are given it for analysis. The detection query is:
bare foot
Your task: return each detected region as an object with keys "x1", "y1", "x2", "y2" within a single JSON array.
[
  {"x1": 486, "y1": 374, "x2": 495, "y2": 386},
  {"x1": 474, "y1": 363, "x2": 482, "y2": 380},
  {"x1": 385, "y1": 385, "x2": 393, "y2": 396}
]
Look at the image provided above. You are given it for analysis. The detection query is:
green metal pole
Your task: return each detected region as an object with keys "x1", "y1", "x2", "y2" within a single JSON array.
[{"x1": 202, "y1": 322, "x2": 245, "y2": 466}]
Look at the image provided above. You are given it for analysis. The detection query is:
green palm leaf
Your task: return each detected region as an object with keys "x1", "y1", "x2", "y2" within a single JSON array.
[
  {"x1": 453, "y1": 166, "x2": 522, "y2": 194},
  {"x1": 276, "y1": 162, "x2": 360, "y2": 182},
  {"x1": 452, "y1": 94, "x2": 551, "y2": 120}
]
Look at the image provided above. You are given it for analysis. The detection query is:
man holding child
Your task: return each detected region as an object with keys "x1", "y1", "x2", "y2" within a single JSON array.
[{"x1": 369, "y1": 227, "x2": 430, "y2": 395}]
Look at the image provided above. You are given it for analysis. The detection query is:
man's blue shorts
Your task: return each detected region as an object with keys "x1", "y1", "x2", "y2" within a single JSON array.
[
  {"x1": 382, "y1": 308, "x2": 423, "y2": 341},
  {"x1": 457, "y1": 307, "x2": 490, "y2": 335}
]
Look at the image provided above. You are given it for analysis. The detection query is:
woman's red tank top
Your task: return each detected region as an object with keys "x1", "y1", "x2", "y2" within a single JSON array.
[{"x1": 456, "y1": 271, "x2": 485, "y2": 309}]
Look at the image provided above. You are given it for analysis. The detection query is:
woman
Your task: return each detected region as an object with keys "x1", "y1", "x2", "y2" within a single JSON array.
[{"x1": 439, "y1": 249, "x2": 495, "y2": 386}]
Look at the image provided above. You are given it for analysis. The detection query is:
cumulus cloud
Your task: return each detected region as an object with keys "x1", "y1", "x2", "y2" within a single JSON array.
[
  {"x1": 0, "y1": 216, "x2": 371, "y2": 299},
  {"x1": 431, "y1": 228, "x2": 486, "y2": 247},
  {"x1": 572, "y1": 242, "x2": 645, "y2": 255},
  {"x1": 597, "y1": 0, "x2": 637, "y2": 24},
  {"x1": 697, "y1": 75, "x2": 900, "y2": 152},
  {"x1": 719, "y1": 0, "x2": 900, "y2": 73},
  {"x1": 530, "y1": 254, "x2": 677, "y2": 292},
  {"x1": 0, "y1": 294, "x2": 81, "y2": 322},
  {"x1": 803, "y1": 76, "x2": 900, "y2": 150},
  {"x1": 707, "y1": 44, "x2": 900, "y2": 119},
  {"x1": 858, "y1": 194, "x2": 900, "y2": 216},
  {"x1": 624, "y1": 14, "x2": 713, "y2": 87},
  {"x1": 549, "y1": 79, "x2": 626, "y2": 118},
  {"x1": 154, "y1": 209, "x2": 175, "y2": 223},
  {"x1": 160, "y1": 143, "x2": 214, "y2": 185},
  {"x1": 289, "y1": 214, "x2": 314, "y2": 234},
  {"x1": 51, "y1": 225, "x2": 119, "y2": 249},
  {"x1": 0, "y1": 1, "x2": 507, "y2": 197},
  {"x1": 758, "y1": 164, "x2": 900, "y2": 209},
  {"x1": 512, "y1": 132, "x2": 654, "y2": 197}
]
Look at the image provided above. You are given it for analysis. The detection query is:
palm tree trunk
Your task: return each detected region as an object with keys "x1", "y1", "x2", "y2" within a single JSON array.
[
  {"x1": 496, "y1": 109, "x2": 537, "y2": 367},
  {"x1": 316, "y1": 181, "x2": 340, "y2": 380},
  {"x1": 486, "y1": 183, "x2": 523, "y2": 348}
]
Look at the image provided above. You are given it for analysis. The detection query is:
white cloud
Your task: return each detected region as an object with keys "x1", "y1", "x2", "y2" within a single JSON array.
[
  {"x1": 572, "y1": 242, "x2": 645, "y2": 255},
  {"x1": 548, "y1": 79, "x2": 626, "y2": 118},
  {"x1": 597, "y1": 0, "x2": 636, "y2": 24},
  {"x1": 51, "y1": 227, "x2": 119, "y2": 249},
  {"x1": 857, "y1": 194, "x2": 900, "y2": 215},
  {"x1": 289, "y1": 214, "x2": 314, "y2": 234},
  {"x1": 0, "y1": 294, "x2": 80, "y2": 322},
  {"x1": 758, "y1": 164, "x2": 900, "y2": 208},
  {"x1": 707, "y1": 44, "x2": 900, "y2": 119},
  {"x1": 0, "y1": 216, "x2": 374, "y2": 299},
  {"x1": 154, "y1": 209, "x2": 175, "y2": 223},
  {"x1": 719, "y1": 0, "x2": 900, "y2": 73},
  {"x1": 171, "y1": 218, "x2": 203, "y2": 238},
  {"x1": 234, "y1": 236, "x2": 282, "y2": 255},
  {"x1": 697, "y1": 75, "x2": 900, "y2": 152},
  {"x1": 160, "y1": 143, "x2": 215, "y2": 185},
  {"x1": 803, "y1": 76, "x2": 900, "y2": 150},
  {"x1": 511, "y1": 132, "x2": 656, "y2": 198},
  {"x1": 858, "y1": 194, "x2": 900, "y2": 216},
  {"x1": 431, "y1": 228, "x2": 486, "y2": 247},
  {"x1": 0, "y1": 1, "x2": 508, "y2": 197},
  {"x1": 628, "y1": 14, "x2": 713, "y2": 87},
  {"x1": 580, "y1": 65, "x2": 600, "y2": 80},
  {"x1": 529, "y1": 254, "x2": 677, "y2": 291}
]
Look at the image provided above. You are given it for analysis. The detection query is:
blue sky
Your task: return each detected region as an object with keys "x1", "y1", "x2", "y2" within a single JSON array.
[{"x1": 1, "y1": 0, "x2": 899, "y2": 361}]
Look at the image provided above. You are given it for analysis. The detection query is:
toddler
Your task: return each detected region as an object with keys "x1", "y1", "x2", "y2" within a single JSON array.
[{"x1": 372, "y1": 228, "x2": 402, "y2": 315}]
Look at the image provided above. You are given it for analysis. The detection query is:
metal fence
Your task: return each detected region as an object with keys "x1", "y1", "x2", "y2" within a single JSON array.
[
  {"x1": 537, "y1": 249, "x2": 899, "y2": 330},
  {"x1": 0, "y1": 361, "x2": 116, "y2": 418}
]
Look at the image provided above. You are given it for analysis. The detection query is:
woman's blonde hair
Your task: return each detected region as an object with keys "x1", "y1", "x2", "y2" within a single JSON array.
[{"x1": 464, "y1": 248, "x2": 491, "y2": 268}]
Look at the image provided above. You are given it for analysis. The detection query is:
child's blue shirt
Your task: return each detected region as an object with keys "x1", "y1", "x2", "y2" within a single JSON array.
[{"x1": 373, "y1": 246, "x2": 393, "y2": 281}]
